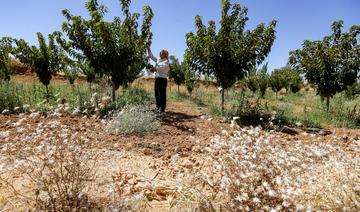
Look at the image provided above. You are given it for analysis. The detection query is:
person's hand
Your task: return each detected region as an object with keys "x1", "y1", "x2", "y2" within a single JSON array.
[
  {"x1": 146, "y1": 63, "x2": 153, "y2": 69},
  {"x1": 146, "y1": 64, "x2": 155, "y2": 73}
]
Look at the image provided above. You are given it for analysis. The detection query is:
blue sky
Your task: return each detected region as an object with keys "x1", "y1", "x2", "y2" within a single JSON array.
[{"x1": 0, "y1": 0, "x2": 359, "y2": 71}]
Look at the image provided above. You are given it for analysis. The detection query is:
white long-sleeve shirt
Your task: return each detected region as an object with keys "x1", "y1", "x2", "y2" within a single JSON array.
[{"x1": 148, "y1": 50, "x2": 170, "y2": 78}]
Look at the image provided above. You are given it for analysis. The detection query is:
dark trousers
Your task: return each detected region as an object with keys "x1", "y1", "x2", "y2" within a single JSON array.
[{"x1": 155, "y1": 78, "x2": 167, "y2": 112}]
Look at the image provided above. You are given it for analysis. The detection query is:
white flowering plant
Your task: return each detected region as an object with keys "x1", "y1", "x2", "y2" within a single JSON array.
[
  {"x1": 192, "y1": 127, "x2": 360, "y2": 211},
  {"x1": 0, "y1": 119, "x2": 100, "y2": 210}
]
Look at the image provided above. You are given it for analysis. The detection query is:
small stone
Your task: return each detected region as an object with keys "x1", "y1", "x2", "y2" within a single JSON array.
[
  {"x1": 319, "y1": 130, "x2": 332, "y2": 136},
  {"x1": 143, "y1": 149, "x2": 152, "y2": 155},
  {"x1": 180, "y1": 152, "x2": 189, "y2": 157},
  {"x1": 281, "y1": 126, "x2": 298, "y2": 136},
  {"x1": 1, "y1": 109, "x2": 10, "y2": 115},
  {"x1": 295, "y1": 122, "x2": 303, "y2": 127},
  {"x1": 221, "y1": 129, "x2": 229, "y2": 135},
  {"x1": 72, "y1": 108, "x2": 81, "y2": 115},
  {"x1": 183, "y1": 163, "x2": 193, "y2": 169},
  {"x1": 29, "y1": 112, "x2": 41, "y2": 119},
  {"x1": 232, "y1": 116, "x2": 240, "y2": 121}
]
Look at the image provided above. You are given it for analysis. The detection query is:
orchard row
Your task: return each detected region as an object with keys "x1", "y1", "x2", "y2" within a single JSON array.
[{"x1": 0, "y1": 0, "x2": 359, "y2": 112}]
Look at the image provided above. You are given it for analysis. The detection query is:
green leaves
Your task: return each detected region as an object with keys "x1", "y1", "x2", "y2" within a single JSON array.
[
  {"x1": 289, "y1": 20, "x2": 359, "y2": 110},
  {"x1": 269, "y1": 68, "x2": 286, "y2": 98},
  {"x1": 169, "y1": 56, "x2": 185, "y2": 88},
  {"x1": 269, "y1": 66, "x2": 302, "y2": 97},
  {"x1": 186, "y1": 0, "x2": 277, "y2": 90},
  {"x1": 13, "y1": 32, "x2": 63, "y2": 87},
  {"x1": 185, "y1": 0, "x2": 277, "y2": 113},
  {"x1": 257, "y1": 64, "x2": 270, "y2": 98},
  {"x1": 246, "y1": 63, "x2": 270, "y2": 98},
  {"x1": 246, "y1": 66, "x2": 258, "y2": 92},
  {"x1": 0, "y1": 37, "x2": 14, "y2": 81},
  {"x1": 79, "y1": 60, "x2": 97, "y2": 84},
  {"x1": 62, "y1": 0, "x2": 153, "y2": 100}
]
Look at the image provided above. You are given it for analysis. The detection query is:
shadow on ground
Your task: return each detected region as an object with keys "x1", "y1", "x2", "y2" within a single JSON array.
[{"x1": 159, "y1": 111, "x2": 198, "y2": 132}]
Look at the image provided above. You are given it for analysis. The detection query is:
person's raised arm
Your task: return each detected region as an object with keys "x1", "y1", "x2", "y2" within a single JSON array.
[{"x1": 147, "y1": 48, "x2": 157, "y2": 62}]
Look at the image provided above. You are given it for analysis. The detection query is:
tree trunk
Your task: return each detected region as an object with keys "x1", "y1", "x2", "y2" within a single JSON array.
[
  {"x1": 111, "y1": 82, "x2": 116, "y2": 102},
  {"x1": 326, "y1": 96, "x2": 330, "y2": 113},
  {"x1": 221, "y1": 89, "x2": 225, "y2": 115},
  {"x1": 45, "y1": 85, "x2": 50, "y2": 102},
  {"x1": 177, "y1": 85, "x2": 180, "y2": 94},
  {"x1": 275, "y1": 91, "x2": 278, "y2": 100}
]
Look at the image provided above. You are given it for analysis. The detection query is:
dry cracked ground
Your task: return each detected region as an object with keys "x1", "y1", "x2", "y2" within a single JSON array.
[{"x1": 0, "y1": 101, "x2": 359, "y2": 211}]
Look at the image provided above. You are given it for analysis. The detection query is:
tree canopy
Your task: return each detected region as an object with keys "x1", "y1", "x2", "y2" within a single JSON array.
[
  {"x1": 61, "y1": 0, "x2": 154, "y2": 101},
  {"x1": 257, "y1": 63, "x2": 269, "y2": 98},
  {"x1": 13, "y1": 32, "x2": 63, "y2": 91},
  {"x1": 185, "y1": 0, "x2": 277, "y2": 112},
  {"x1": 289, "y1": 20, "x2": 359, "y2": 110},
  {"x1": 169, "y1": 55, "x2": 185, "y2": 93},
  {"x1": 269, "y1": 67, "x2": 288, "y2": 99},
  {"x1": 0, "y1": 37, "x2": 14, "y2": 81},
  {"x1": 183, "y1": 53, "x2": 198, "y2": 95}
]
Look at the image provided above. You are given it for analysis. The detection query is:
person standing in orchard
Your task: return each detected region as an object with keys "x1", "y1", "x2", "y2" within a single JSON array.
[{"x1": 148, "y1": 48, "x2": 170, "y2": 113}]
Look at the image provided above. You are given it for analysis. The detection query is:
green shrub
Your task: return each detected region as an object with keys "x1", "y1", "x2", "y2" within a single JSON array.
[
  {"x1": 329, "y1": 94, "x2": 360, "y2": 128},
  {"x1": 169, "y1": 55, "x2": 185, "y2": 93},
  {"x1": 107, "y1": 105, "x2": 159, "y2": 134},
  {"x1": 0, "y1": 37, "x2": 13, "y2": 82},
  {"x1": 257, "y1": 64, "x2": 269, "y2": 98},
  {"x1": 0, "y1": 82, "x2": 95, "y2": 114},
  {"x1": 270, "y1": 68, "x2": 288, "y2": 99},
  {"x1": 232, "y1": 92, "x2": 262, "y2": 124},
  {"x1": 0, "y1": 81, "x2": 152, "y2": 116},
  {"x1": 245, "y1": 63, "x2": 269, "y2": 98},
  {"x1": 278, "y1": 107, "x2": 322, "y2": 129},
  {"x1": 184, "y1": 70, "x2": 198, "y2": 95},
  {"x1": 63, "y1": 64, "x2": 78, "y2": 85},
  {"x1": 0, "y1": 82, "x2": 23, "y2": 112},
  {"x1": 345, "y1": 82, "x2": 360, "y2": 100},
  {"x1": 122, "y1": 87, "x2": 151, "y2": 106},
  {"x1": 208, "y1": 103, "x2": 232, "y2": 117},
  {"x1": 246, "y1": 68, "x2": 258, "y2": 94},
  {"x1": 96, "y1": 87, "x2": 151, "y2": 117},
  {"x1": 171, "y1": 91, "x2": 188, "y2": 101},
  {"x1": 289, "y1": 70, "x2": 303, "y2": 93}
]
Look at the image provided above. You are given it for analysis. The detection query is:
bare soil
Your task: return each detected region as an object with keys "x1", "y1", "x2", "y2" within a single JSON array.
[
  {"x1": 1, "y1": 99, "x2": 360, "y2": 210},
  {"x1": 0, "y1": 100, "x2": 234, "y2": 210}
]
